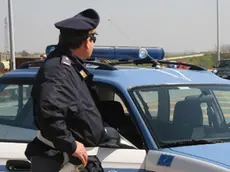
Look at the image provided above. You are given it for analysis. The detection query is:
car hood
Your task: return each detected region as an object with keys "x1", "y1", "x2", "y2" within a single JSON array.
[{"x1": 164, "y1": 142, "x2": 230, "y2": 168}]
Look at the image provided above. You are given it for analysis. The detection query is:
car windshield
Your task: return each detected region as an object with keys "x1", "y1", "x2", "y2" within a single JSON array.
[
  {"x1": 217, "y1": 60, "x2": 230, "y2": 68},
  {"x1": 130, "y1": 84, "x2": 230, "y2": 147}
]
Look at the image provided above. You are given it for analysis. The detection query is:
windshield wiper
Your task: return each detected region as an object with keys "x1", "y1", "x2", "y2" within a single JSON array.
[{"x1": 160, "y1": 139, "x2": 224, "y2": 148}]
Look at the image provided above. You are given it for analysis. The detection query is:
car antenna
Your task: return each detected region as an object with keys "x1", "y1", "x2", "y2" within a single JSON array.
[
  {"x1": 108, "y1": 18, "x2": 141, "y2": 49},
  {"x1": 107, "y1": 18, "x2": 160, "y2": 67}
]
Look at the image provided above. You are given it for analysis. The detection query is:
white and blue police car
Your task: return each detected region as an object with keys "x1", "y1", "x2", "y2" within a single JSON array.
[{"x1": 0, "y1": 46, "x2": 229, "y2": 171}]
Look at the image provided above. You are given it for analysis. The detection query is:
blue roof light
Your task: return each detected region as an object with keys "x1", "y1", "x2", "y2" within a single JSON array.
[
  {"x1": 45, "y1": 45, "x2": 165, "y2": 60},
  {"x1": 91, "y1": 46, "x2": 165, "y2": 60}
]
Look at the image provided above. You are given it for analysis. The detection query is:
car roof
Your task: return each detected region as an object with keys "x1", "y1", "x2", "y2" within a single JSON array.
[
  {"x1": 1, "y1": 65, "x2": 230, "y2": 89},
  {"x1": 89, "y1": 66, "x2": 230, "y2": 89}
]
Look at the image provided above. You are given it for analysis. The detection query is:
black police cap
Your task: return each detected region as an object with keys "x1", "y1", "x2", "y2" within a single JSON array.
[{"x1": 54, "y1": 8, "x2": 100, "y2": 34}]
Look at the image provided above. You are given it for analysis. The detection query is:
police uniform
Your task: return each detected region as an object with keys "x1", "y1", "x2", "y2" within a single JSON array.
[{"x1": 25, "y1": 9, "x2": 105, "y2": 171}]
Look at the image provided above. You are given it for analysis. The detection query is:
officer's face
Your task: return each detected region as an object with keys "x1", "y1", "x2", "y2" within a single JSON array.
[
  {"x1": 81, "y1": 37, "x2": 95, "y2": 59},
  {"x1": 74, "y1": 34, "x2": 96, "y2": 59}
]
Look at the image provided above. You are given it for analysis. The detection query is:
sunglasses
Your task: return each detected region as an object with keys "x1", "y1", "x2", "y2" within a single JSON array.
[{"x1": 89, "y1": 34, "x2": 97, "y2": 43}]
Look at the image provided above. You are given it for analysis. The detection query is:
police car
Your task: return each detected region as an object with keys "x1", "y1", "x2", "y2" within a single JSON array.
[{"x1": 0, "y1": 45, "x2": 230, "y2": 172}]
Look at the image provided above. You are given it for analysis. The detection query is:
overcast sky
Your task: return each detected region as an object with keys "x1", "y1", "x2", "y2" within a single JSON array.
[{"x1": 0, "y1": 0, "x2": 230, "y2": 53}]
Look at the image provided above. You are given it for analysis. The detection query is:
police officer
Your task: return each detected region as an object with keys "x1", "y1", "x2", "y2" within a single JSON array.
[{"x1": 25, "y1": 8, "x2": 106, "y2": 171}]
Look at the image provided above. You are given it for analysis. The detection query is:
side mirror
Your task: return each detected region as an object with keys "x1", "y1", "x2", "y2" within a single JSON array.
[{"x1": 100, "y1": 127, "x2": 121, "y2": 148}]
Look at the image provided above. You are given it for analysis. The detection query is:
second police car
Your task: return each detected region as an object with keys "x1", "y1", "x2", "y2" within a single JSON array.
[{"x1": 0, "y1": 45, "x2": 229, "y2": 171}]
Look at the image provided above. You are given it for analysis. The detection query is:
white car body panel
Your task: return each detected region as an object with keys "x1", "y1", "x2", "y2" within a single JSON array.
[{"x1": 0, "y1": 141, "x2": 229, "y2": 172}]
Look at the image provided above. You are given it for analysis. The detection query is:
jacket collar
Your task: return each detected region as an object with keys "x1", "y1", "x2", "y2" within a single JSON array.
[{"x1": 48, "y1": 45, "x2": 94, "y2": 84}]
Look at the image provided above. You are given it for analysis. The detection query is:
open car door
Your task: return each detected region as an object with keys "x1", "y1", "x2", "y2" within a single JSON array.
[
  {"x1": 61, "y1": 133, "x2": 147, "y2": 172},
  {"x1": 61, "y1": 147, "x2": 147, "y2": 172}
]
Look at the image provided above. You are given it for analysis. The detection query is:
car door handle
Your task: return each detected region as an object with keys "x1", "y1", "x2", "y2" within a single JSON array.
[{"x1": 6, "y1": 160, "x2": 30, "y2": 171}]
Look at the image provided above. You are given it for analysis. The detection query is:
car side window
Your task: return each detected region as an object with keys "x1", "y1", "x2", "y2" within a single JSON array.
[
  {"x1": 114, "y1": 94, "x2": 129, "y2": 114},
  {"x1": 95, "y1": 84, "x2": 145, "y2": 149},
  {"x1": 0, "y1": 84, "x2": 36, "y2": 142}
]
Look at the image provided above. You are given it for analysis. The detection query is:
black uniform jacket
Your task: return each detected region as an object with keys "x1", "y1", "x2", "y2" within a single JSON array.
[{"x1": 25, "y1": 46, "x2": 105, "y2": 163}]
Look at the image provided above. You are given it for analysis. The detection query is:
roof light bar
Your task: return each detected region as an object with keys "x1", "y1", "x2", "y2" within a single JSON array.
[
  {"x1": 91, "y1": 46, "x2": 165, "y2": 60},
  {"x1": 45, "y1": 45, "x2": 165, "y2": 60}
]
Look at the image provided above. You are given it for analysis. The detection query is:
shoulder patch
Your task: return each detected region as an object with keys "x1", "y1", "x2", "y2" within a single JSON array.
[
  {"x1": 80, "y1": 70, "x2": 87, "y2": 79},
  {"x1": 61, "y1": 56, "x2": 71, "y2": 66}
]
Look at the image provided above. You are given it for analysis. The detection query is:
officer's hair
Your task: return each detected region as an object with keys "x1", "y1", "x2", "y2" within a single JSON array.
[{"x1": 57, "y1": 29, "x2": 89, "y2": 49}]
